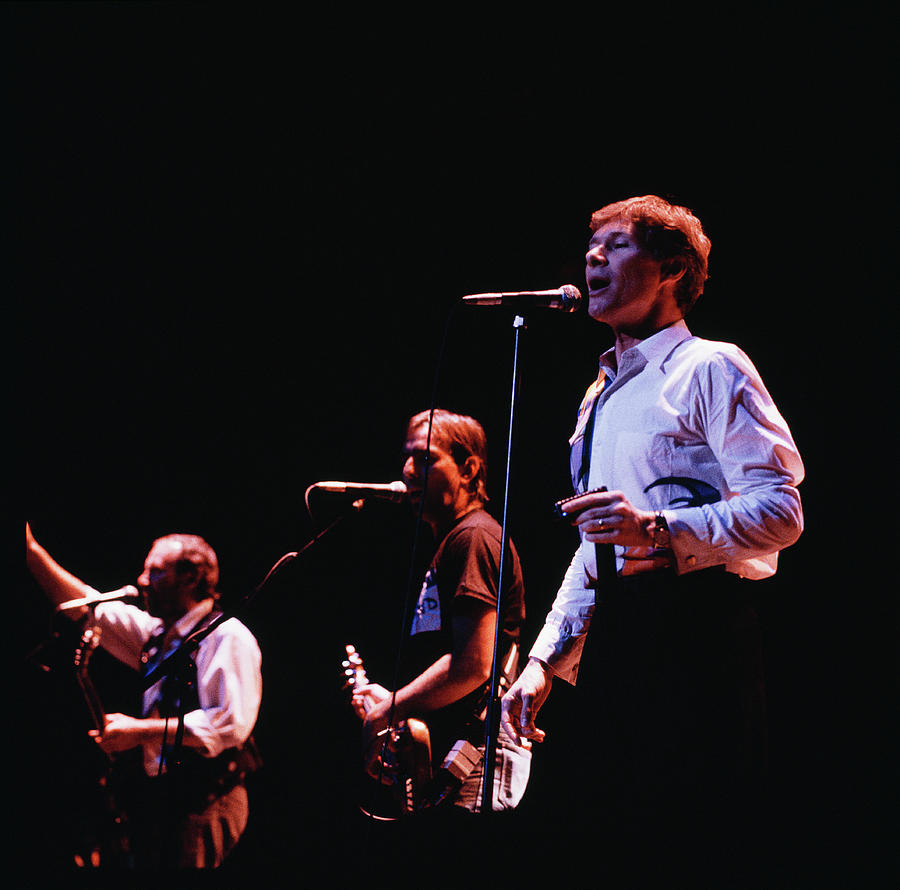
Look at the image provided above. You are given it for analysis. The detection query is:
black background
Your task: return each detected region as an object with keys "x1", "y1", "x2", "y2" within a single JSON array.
[{"x1": 11, "y1": 3, "x2": 895, "y2": 884}]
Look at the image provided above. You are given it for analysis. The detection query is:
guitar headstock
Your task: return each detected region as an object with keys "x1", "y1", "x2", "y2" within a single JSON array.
[
  {"x1": 342, "y1": 644, "x2": 368, "y2": 693},
  {"x1": 74, "y1": 621, "x2": 103, "y2": 671}
]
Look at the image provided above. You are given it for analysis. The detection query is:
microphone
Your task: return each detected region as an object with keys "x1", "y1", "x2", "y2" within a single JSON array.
[
  {"x1": 461, "y1": 284, "x2": 582, "y2": 312},
  {"x1": 312, "y1": 480, "x2": 408, "y2": 503},
  {"x1": 56, "y1": 584, "x2": 141, "y2": 613}
]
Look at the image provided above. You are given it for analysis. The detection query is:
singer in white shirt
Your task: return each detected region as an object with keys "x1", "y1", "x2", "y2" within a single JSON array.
[
  {"x1": 26, "y1": 524, "x2": 262, "y2": 868},
  {"x1": 500, "y1": 196, "x2": 804, "y2": 880}
]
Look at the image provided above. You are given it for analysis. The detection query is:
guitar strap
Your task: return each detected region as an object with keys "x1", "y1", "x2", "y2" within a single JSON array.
[{"x1": 142, "y1": 610, "x2": 221, "y2": 717}]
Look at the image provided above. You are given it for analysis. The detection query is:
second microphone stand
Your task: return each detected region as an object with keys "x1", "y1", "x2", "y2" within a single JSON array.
[
  {"x1": 141, "y1": 502, "x2": 365, "y2": 760},
  {"x1": 480, "y1": 312, "x2": 526, "y2": 816}
]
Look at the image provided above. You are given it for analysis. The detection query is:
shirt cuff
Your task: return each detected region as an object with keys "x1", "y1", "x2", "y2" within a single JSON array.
[
  {"x1": 666, "y1": 508, "x2": 725, "y2": 574},
  {"x1": 529, "y1": 616, "x2": 590, "y2": 686}
]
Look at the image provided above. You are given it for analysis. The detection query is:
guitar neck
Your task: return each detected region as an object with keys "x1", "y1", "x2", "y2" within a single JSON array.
[
  {"x1": 74, "y1": 622, "x2": 108, "y2": 747},
  {"x1": 76, "y1": 672, "x2": 106, "y2": 734}
]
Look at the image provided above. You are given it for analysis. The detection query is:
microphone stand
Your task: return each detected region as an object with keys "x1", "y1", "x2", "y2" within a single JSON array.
[{"x1": 480, "y1": 314, "x2": 526, "y2": 816}]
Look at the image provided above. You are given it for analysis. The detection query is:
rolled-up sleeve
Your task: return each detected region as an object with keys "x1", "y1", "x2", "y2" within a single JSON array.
[
  {"x1": 184, "y1": 620, "x2": 263, "y2": 757},
  {"x1": 529, "y1": 546, "x2": 596, "y2": 685}
]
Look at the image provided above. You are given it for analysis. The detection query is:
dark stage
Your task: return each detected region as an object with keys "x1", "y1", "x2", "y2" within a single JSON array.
[{"x1": 11, "y1": 4, "x2": 894, "y2": 885}]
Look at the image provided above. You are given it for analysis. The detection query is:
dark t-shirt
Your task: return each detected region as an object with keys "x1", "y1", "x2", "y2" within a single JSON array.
[{"x1": 401, "y1": 509, "x2": 526, "y2": 767}]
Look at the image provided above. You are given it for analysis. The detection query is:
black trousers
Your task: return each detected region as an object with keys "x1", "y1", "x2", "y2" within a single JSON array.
[{"x1": 576, "y1": 568, "x2": 768, "y2": 874}]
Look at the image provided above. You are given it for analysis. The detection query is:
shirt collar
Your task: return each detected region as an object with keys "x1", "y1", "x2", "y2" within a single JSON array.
[
  {"x1": 169, "y1": 597, "x2": 215, "y2": 639},
  {"x1": 598, "y1": 319, "x2": 693, "y2": 376}
]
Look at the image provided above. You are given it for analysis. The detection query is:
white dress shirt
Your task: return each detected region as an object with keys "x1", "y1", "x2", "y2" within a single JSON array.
[
  {"x1": 93, "y1": 597, "x2": 262, "y2": 775},
  {"x1": 530, "y1": 321, "x2": 804, "y2": 683}
]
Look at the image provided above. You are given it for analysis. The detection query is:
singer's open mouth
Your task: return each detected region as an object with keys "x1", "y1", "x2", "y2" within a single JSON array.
[{"x1": 589, "y1": 277, "x2": 610, "y2": 291}]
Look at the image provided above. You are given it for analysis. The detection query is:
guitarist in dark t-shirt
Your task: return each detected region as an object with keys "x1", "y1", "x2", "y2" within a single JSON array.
[{"x1": 351, "y1": 409, "x2": 531, "y2": 814}]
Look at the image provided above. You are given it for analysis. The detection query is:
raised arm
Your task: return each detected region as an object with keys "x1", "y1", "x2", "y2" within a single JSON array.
[{"x1": 26, "y1": 522, "x2": 95, "y2": 610}]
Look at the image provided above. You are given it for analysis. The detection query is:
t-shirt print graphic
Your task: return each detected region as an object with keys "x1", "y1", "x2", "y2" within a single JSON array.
[{"x1": 410, "y1": 568, "x2": 441, "y2": 635}]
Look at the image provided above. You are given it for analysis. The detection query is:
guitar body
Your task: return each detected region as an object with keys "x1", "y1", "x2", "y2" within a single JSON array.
[
  {"x1": 367, "y1": 716, "x2": 433, "y2": 816},
  {"x1": 343, "y1": 645, "x2": 433, "y2": 818}
]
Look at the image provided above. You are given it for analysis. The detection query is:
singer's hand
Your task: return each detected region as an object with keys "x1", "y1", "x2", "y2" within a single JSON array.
[
  {"x1": 568, "y1": 489, "x2": 655, "y2": 547},
  {"x1": 500, "y1": 658, "x2": 552, "y2": 746}
]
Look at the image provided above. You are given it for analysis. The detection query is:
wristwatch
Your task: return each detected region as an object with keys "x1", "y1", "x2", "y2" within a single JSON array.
[{"x1": 648, "y1": 511, "x2": 671, "y2": 549}]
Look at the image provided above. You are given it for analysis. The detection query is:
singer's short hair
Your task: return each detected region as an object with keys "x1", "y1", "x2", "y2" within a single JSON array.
[
  {"x1": 590, "y1": 195, "x2": 711, "y2": 314},
  {"x1": 408, "y1": 409, "x2": 489, "y2": 504},
  {"x1": 154, "y1": 533, "x2": 220, "y2": 600}
]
